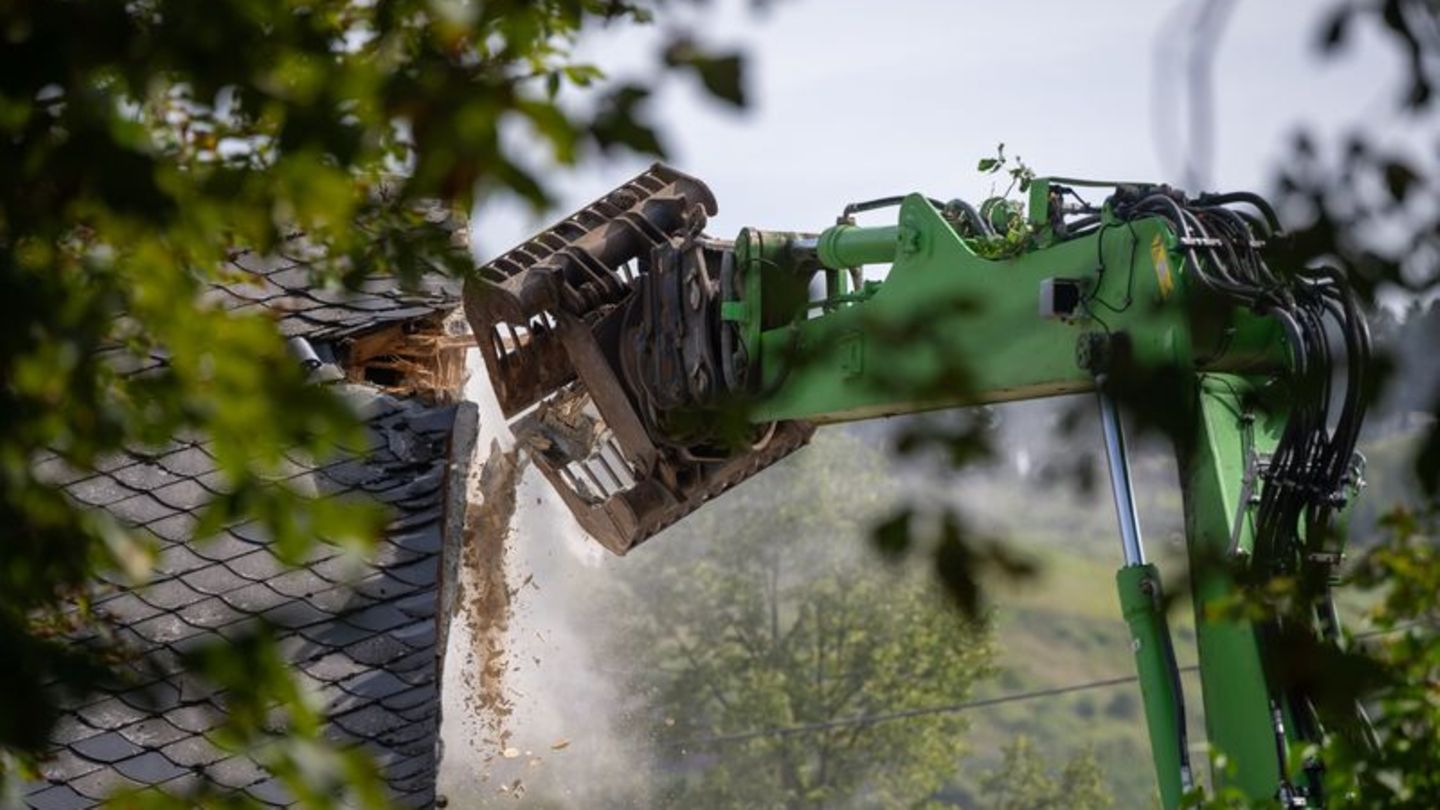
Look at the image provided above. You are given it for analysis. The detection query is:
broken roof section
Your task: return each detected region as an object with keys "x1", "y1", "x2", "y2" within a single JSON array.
[{"x1": 24, "y1": 240, "x2": 476, "y2": 809}]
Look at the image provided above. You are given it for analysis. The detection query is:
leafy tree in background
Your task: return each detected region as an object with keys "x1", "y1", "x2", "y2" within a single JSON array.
[
  {"x1": 602, "y1": 433, "x2": 999, "y2": 809},
  {"x1": 979, "y1": 736, "x2": 1112, "y2": 810},
  {"x1": 0, "y1": 0, "x2": 742, "y2": 803}
]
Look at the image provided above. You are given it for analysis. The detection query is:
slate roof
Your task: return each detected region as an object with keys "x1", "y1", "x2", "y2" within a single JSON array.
[
  {"x1": 96, "y1": 242, "x2": 462, "y2": 380},
  {"x1": 22, "y1": 252, "x2": 473, "y2": 809}
]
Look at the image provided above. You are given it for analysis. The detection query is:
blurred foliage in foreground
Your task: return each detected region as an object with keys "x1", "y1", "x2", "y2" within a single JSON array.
[{"x1": 0, "y1": 0, "x2": 743, "y2": 804}]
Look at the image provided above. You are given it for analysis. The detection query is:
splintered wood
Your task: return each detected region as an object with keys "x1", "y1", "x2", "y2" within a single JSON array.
[
  {"x1": 458, "y1": 439, "x2": 525, "y2": 752},
  {"x1": 344, "y1": 311, "x2": 470, "y2": 403}
]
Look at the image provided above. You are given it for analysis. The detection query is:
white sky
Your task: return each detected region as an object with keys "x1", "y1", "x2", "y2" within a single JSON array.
[{"x1": 473, "y1": 0, "x2": 1416, "y2": 260}]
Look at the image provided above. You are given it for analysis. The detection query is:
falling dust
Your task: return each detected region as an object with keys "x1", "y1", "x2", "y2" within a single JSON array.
[
  {"x1": 439, "y1": 350, "x2": 652, "y2": 807},
  {"x1": 457, "y1": 439, "x2": 525, "y2": 752}
]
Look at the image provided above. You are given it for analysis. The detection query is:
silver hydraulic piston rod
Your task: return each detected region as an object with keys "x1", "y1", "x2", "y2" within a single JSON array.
[{"x1": 1098, "y1": 388, "x2": 1146, "y2": 567}]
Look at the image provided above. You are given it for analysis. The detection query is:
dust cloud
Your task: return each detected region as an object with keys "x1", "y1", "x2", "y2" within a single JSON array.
[{"x1": 438, "y1": 351, "x2": 651, "y2": 808}]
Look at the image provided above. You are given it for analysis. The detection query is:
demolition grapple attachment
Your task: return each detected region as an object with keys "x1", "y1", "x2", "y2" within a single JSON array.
[{"x1": 464, "y1": 164, "x2": 813, "y2": 554}]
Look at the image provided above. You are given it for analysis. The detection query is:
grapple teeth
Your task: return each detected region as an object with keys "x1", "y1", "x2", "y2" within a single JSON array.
[
  {"x1": 465, "y1": 163, "x2": 716, "y2": 418},
  {"x1": 464, "y1": 163, "x2": 814, "y2": 554}
]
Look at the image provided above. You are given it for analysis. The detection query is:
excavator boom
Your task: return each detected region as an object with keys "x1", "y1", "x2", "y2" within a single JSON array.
[{"x1": 464, "y1": 164, "x2": 1371, "y2": 808}]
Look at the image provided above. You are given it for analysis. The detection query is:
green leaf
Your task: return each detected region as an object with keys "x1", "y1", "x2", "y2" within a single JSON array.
[
  {"x1": 1383, "y1": 159, "x2": 1419, "y2": 203},
  {"x1": 663, "y1": 39, "x2": 747, "y2": 108},
  {"x1": 591, "y1": 84, "x2": 666, "y2": 156},
  {"x1": 872, "y1": 509, "x2": 914, "y2": 561}
]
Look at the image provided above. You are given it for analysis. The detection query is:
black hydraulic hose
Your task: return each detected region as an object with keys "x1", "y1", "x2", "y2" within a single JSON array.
[
  {"x1": 840, "y1": 194, "x2": 998, "y2": 238},
  {"x1": 1196, "y1": 191, "x2": 1283, "y2": 237},
  {"x1": 841, "y1": 195, "x2": 950, "y2": 219},
  {"x1": 943, "y1": 198, "x2": 994, "y2": 236},
  {"x1": 1158, "y1": 612, "x2": 1195, "y2": 791},
  {"x1": 1063, "y1": 214, "x2": 1102, "y2": 234}
]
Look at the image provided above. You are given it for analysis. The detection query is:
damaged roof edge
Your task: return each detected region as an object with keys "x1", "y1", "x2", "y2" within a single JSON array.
[{"x1": 435, "y1": 400, "x2": 479, "y2": 699}]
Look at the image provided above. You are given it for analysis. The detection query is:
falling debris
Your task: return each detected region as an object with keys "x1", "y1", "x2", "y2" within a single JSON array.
[
  {"x1": 501, "y1": 747, "x2": 521, "y2": 759},
  {"x1": 510, "y1": 384, "x2": 600, "y2": 465},
  {"x1": 550, "y1": 738, "x2": 571, "y2": 751},
  {"x1": 458, "y1": 438, "x2": 526, "y2": 752}
]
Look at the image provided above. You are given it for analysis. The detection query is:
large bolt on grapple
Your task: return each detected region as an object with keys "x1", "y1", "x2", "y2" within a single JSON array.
[{"x1": 464, "y1": 163, "x2": 813, "y2": 554}]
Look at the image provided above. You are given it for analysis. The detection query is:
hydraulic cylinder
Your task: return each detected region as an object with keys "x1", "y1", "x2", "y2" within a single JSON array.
[
  {"x1": 1099, "y1": 389, "x2": 1192, "y2": 809},
  {"x1": 816, "y1": 224, "x2": 898, "y2": 269}
]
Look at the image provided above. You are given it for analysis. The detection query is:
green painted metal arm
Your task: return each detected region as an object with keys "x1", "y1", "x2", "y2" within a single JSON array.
[
  {"x1": 730, "y1": 194, "x2": 1280, "y2": 424},
  {"x1": 720, "y1": 195, "x2": 1324, "y2": 809},
  {"x1": 1118, "y1": 563, "x2": 1190, "y2": 809}
]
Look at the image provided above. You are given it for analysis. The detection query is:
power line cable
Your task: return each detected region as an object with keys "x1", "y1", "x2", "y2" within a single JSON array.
[
  {"x1": 679, "y1": 667, "x2": 1198, "y2": 748},
  {"x1": 676, "y1": 621, "x2": 1434, "y2": 748}
]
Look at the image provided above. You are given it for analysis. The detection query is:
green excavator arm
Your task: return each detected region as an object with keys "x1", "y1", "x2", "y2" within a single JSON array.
[{"x1": 463, "y1": 164, "x2": 1371, "y2": 808}]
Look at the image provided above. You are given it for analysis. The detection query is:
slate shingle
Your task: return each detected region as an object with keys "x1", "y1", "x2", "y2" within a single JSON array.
[
  {"x1": 116, "y1": 718, "x2": 188, "y2": 749},
  {"x1": 135, "y1": 578, "x2": 207, "y2": 611},
  {"x1": 267, "y1": 567, "x2": 327, "y2": 598},
  {"x1": 69, "y1": 767, "x2": 142, "y2": 800},
  {"x1": 298, "y1": 620, "x2": 371, "y2": 648},
  {"x1": 159, "y1": 736, "x2": 226, "y2": 769},
  {"x1": 117, "y1": 681, "x2": 183, "y2": 714},
  {"x1": 302, "y1": 652, "x2": 370, "y2": 683},
  {"x1": 382, "y1": 684, "x2": 437, "y2": 713},
  {"x1": 332, "y1": 704, "x2": 406, "y2": 738},
  {"x1": 227, "y1": 548, "x2": 287, "y2": 581},
  {"x1": 245, "y1": 778, "x2": 295, "y2": 806},
  {"x1": 385, "y1": 752, "x2": 435, "y2": 781},
  {"x1": 96, "y1": 593, "x2": 162, "y2": 624},
  {"x1": 65, "y1": 476, "x2": 136, "y2": 508},
  {"x1": 341, "y1": 603, "x2": 410, "y2": 634},
  {"x1": 206, "y1": 756, "x2": 268, "y2": 790},
  {"x1": 176, "y1": 596, "x2": 245, "y2": 630},
  {"x1": 180, "y1": 564, "x2": 248, "y2": 597},
  {"x1": 148, "y1": 513, "x2": 200, "y2": 545},
  {"x1": 77, "y1": 698, "x2": 147, "y2": 731},
  {"x1": 106, "y1": 493, "x2": 174, "y2": 526},
  {"x1": 392, "y1": 592, "x2": 437, "y2": 620},
  {"x1": 163, "y1": 703, "x2": 225, "y2": 736},
  {"x1": 307, "y1": 584, "x2": 367, "y2": 614},
  {"x1": 390, "y1": 620, "x2": 436, "y2": 651},
  {"x1": 217, "y1": 582, "x2": 288, "y2": 614},
  {"x1": 113, "y1": 751, "x2": 189, "y2": 784},
  {"x1": 339, "y1": 670, "x2": 409, "y2": 702},
  {"x1": 23, "y1": 783, "x2": 91, "y2": 810},
  {"x1": 110, "y1": 462, "x2": 178, "y2": 492},
  {"x1": 150, "y1": 479, "x2": 213, "y2": 512},
  {"x1": 189, "y1": 533, "x2": 253, "y2": 563},
  {"x1": 155, "y1": 446, "x2": 214, "y2": 478},
  {"x1": 48, "y1": 716, "x2": 101, "y2": 746},
  {"x1": 131, "y1": 613, "x2": 206, "y2": 646},
  {"x1": 38, "y1": 749, "x2": 104, "y2": 782},
  {"x1": 260, "y1": 599, "x2": 332, "y2": 630},
  {"x1": 341, "y1": 634, "x2": 410, "y2": 668}
]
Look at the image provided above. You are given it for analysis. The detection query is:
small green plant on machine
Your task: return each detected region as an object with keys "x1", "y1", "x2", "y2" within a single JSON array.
[{"x1": 972, "y1": 143, "x2": 1036, "y2": 259}]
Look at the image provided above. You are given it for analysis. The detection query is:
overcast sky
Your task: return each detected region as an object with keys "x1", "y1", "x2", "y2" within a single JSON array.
[{"x1": 473, "y1": 0, "x2": 1418, "y2": 261}]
